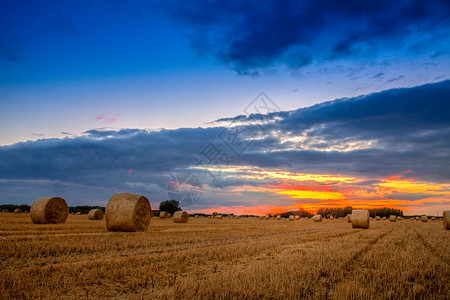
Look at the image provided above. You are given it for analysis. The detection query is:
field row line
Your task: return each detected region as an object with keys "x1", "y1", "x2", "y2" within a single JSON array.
[
  {"x1": 319, "y1": 228, "x2": 394, "y2": 298},
  {"x1": 411, "y1": 227, "x2": 450, "y2": 266},
  {"x1": 1, "y1": 227, "x2": 360, "y2": 271}
]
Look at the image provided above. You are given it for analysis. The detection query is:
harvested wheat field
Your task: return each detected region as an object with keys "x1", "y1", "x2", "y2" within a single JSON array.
[{"x1": 0, "y1": 214, "x2": 449, "y2": 299}]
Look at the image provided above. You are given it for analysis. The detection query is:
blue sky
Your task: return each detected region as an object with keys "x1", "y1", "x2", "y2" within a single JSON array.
[{"x1": 1, "y1": 1, "x2": 449, "y2": 215}]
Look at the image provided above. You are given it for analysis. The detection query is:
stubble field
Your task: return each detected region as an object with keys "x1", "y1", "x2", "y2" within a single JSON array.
[{"x1": 0, "y1": 214, "x2": 449, "y2": 299}]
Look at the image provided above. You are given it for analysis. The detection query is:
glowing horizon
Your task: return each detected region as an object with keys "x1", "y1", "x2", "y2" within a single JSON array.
[{"x1": 187, "y1": 167, "x2": 450, "y2": 216}]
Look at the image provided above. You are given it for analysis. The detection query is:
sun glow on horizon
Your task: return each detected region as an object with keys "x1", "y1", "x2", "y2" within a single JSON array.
[{"x1": 194, "y1": 167, "x2": 450, "y2": 215}]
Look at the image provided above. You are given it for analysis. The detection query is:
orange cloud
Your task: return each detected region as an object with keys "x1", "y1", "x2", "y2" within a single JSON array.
[
  {"x1": 378, "y1": 177, "x2": 448, "y2": 194},
  {"x1": 197, "y1": 166, "x2": 450, "y2": 215},
  {"x1": 277, "y1": 190, "x2": 344, "y2": 200}
]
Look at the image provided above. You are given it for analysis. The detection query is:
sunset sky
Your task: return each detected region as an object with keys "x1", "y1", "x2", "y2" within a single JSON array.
[{"x1": 1, "y1": 1, "x2": 449, "y2": 215}]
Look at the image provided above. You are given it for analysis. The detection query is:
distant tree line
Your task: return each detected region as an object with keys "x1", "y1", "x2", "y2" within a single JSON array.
[
  {"x1": 0, "y1": 203, "x2": 404, "y2": 218},
  {"x1": 69, "y1": 206, "x2": 105, "y2": 214},
  {"x1": 2, "y1": 204, "x2": 155, "y2": 217},
  {"x1": 0, "y1": 204, "x2": 107, "y2": 214},
  {"x1": 317, "y1": 206, "x2": 404, "y2": 218},
  {"x1": 267, "y1": 209, "x2": 314, "y2": 218},
  {"x1": 237, "y1": 214, "x2": 260, "y2": 218},
  {"x1": 70, "y1": 200, "x2": 186, "y2": 216},
  {"x1": 368, "y1": 207, "x2": 404, "y2": 218},
  {"x1": 0, "y1": 204, "x2": 31, "y2": 212}
]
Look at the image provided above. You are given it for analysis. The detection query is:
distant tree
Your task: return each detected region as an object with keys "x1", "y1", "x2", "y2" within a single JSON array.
[
  {"x1": 278, "y1": 209, "x2": 313, "y2": 218},
  {"x1": 316, "y1": 206, "x2": 403, "y2": 219},
  {"x1": 369, "y1": 207, "x2": 403, "y2": 218},
  {"x1": 344, "y1": 206, "x2": 353, "y2": 216},
  {"x1": 159, "y1": 200, "x2": 181, "y2": 215}
]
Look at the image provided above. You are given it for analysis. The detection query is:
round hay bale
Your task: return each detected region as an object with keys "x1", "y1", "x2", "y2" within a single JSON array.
[
  {"x1": 276, "y1": 215, "x2": 281, "y2": 220},
  {"x1": 24, "y1": 210, "x2": 29, "y2": 213},
  {"x1": 88, "y1": 209, "x2": 104, "y2": 220},
  {"x1": 421, "y1": 215, "x2": 428, "y2": 222},
  {"x1": 76, "y1": 212, "x2": 82, "y2": 215},
  {"x1": 382, "y1": 217, "x2": 387, "y2": 220},
  {"x1": 14, "y1": 208, "x2": 22, "y2": 214},
  {"x1": 443, "y1": 211, "x2": 449, "y2": 230},
  {"x1": 173, "y1": 211, "x2": 189, "y2": 223},
  {"x1": 312, "y1": 215, "x2": 322, "y2": 222},
  {"x1": 375, "y1": 216, "x2": 381, "y2": 221},
  {"x1": 195, "y1": 215, "x2": 199, "y2": 218},
  {"x1": 351, "y1": 209, "x2": 370, "y2": 229},
  {"x1": 295, "y1": 215, "x2": 300, "y2": 220},
  {"x1": 265, "y1": 215, "x2": 270, "y2": 220},
  {"x1": 431, "y1": 217, "x2": 436, "y2": 221},
  {"x1": 105, "y1": 193, "x2": 151, "y2": 232},
  {"x1": 1, "y1": 209, "x2": 8, "y2": 213},
  {"x1": 159, "y1": 211, "x2": 169, "y2": 218},
  {"x1": 346, "y1": 214, "x2": 352, "y2": 223},
  {"x1": 216, "y1": 215, "x2": 223, "y2": 219},
  {"x1": 415, "y1": 216, "x2": 420, "y2": 221},
  {"x1": 30, "y1": 197, "x2": 69, "y2": 224},
  {"x1": 330, "y1": 216, "x2": 334, "y2": 220},
  {"x1": 289, "y1": 215, "x2": 295, "y2": 221},
  {"x1": 389, "y1": 215, "x2": 397, "y2": 222}
]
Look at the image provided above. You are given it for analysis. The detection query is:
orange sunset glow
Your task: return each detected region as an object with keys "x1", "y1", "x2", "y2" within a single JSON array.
[{"x1": 190, "y1": 166, "x2": 450, "y2": 216}]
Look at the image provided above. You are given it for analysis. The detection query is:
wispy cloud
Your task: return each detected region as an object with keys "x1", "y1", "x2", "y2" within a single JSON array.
[
  {"x1": 31, "y1": 133, "x2": 45, "y2": 137},
  {"x1": 95, "y1": 110, "x2": 123, "y2": 124},
  {"x1": 386, "y1": 75, "x2": 405, "y2": 83},
  {"x1": 370, "y1": 72, "x2": 385, "y2": 79}
]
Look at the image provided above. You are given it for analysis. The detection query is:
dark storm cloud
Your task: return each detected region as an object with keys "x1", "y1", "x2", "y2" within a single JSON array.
[
  {"x1": 224, "y1": 80, "x2": 450, "y2": 181},
  {"x1": 0, "y1": 81, "x2": 449, "y2": 201},
  {"x1": 218, "y1": 80, "x2": 450, "y2": 140},
  {"x1": 161, "y1": 0, "x2": 450, "y2": 74},
  {"x1": 0, "y1": 127, "x2": 222, "y2": 183}
]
